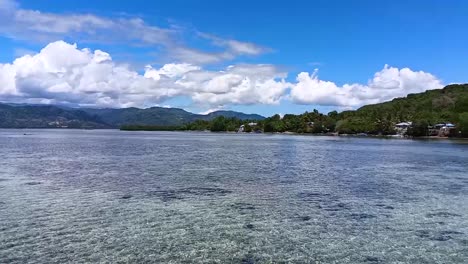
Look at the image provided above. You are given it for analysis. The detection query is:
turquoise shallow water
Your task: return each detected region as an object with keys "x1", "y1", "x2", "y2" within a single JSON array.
[{"x1": 0, "y1": 129, "x2": 468, "y2": 263}]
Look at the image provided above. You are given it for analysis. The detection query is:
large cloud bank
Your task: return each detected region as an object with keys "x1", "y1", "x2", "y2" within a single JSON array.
[
  {"x1": 0, "y1": 41, "x2": 443, "y2": 109},
  {"x1": 0, "y1": 41, "x2": 288, "y2": 107}
]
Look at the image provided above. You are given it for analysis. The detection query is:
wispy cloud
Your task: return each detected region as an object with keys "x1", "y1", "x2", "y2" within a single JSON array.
[
  {"x1": 307, "y1": 62, "x2": 322, "y2": 66},
  {"x1": 0, "y1": 1, "x2": 171, "y2": 45},
  {"x1": 169, "y1": 47, "x2": 234, "y2": 65},
  {"x1": 198, "y1": 32, "x2": 271, "y2": 56},
  {"x1": 0, "y1": 0, "x2": 269, "y2": 65}
]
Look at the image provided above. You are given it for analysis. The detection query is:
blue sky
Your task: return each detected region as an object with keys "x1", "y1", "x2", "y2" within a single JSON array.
[{"x1": 0, "y1": 0, "x2": 467, "y2": 116}]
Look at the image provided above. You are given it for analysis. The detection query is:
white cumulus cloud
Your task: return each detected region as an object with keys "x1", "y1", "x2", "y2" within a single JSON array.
[
  {"x1": 178, "y1": 64, "x2": 290, "y2": 105},
  {"x1": 0, "y1": 41, "x2": 289, "y2": 108},
  {"x1": 290, "y1": 65, "x2": 443, "y2": 107}
]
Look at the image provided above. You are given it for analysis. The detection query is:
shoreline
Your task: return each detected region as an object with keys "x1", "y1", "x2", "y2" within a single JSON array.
[
  {"x1": 3, "y1": 128, "x2": 468, "y2": 141},
  {"x1": 118, "y1": 128, "x2": 468, "y2": 140}
]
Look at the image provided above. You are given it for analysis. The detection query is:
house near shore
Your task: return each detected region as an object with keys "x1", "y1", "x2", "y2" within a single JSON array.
[
  {"x1": 429, "y1": 123, "x2": 457, "y2": 137},
  {"x1": 438, "y1": 123, "x2": 456, "y2": 137},
  {"x1": 394, "y1": 121, "x2": 458, "y2": 137},
  {"x1": 394, "y1": 122, "x2": 412, "y2": 135},
  {"x1": 238, "y1": 123, "x2": 259, "y2": 133}
]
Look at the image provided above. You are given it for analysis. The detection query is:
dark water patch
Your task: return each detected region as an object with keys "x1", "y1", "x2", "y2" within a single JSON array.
[
  {"x1": 147, "y1": 190, "x2": 182, "y2": 202},
  {"x1": 426, "y1": 211, "x2": 462, "y2": 218},
  {"x1": 440, "y1": 230, "x2": 464, "y2": 236},
  {"x1": 182, "y1": 187, "x2": 232, "y2": 196},
  {"x1": 0, "y1": 178, "x2": 8, "y2": 182},
  {"x1": 120, "y1": 194, "x2": 132, "y2": 199},
  {"x1": 415, "y1": 230, "x2": 431, "y2": 239},
  {"x1": 375, "y1": 203, "x2": 394, "y2": 210},
  {"x1": 298, "y1": 216, "x2": 311, "y2": 221},
  {"x1": 349, "y1": 213, "x2": 377, "y2": 221},
  {"x1": 415, "y1": 230, "x2": 463, "y2": 242},
  {"x1": 245, "y1": 223, "x2": 255, "y2": 230},
  {"x1": 231, "y1": 202, "x2": 256, "y2": 212},
  {"x1": 24, "y1": 181, "x2": 42, "y2": 186},
  {"x1": 241, "y1": 254, "x2": 256, "y2": 264},
  {"x1": 430, "y1": 234, "x2": 452, "y2": 242},
  {"x1": 319, "y1": 202, "x2": 350, "y2": 212},
  {"x1": 279, "y1": 179, "x2": 296, "y2": 184},
  {"x1": 364, "y1": 256, "x2": 381, "y2": 262},
  {"x1": 431, "y1": 183, "x2": 468, "y2": 196},
  {"x1": 231, "y1": 202, "x2": 256, "y2": 215},
  {"x1": 297, "y1": 192, "x2": 331, "y2": 202},
  {"x1": 147, "y1": 187, "x2": 231, "y2": 202}
]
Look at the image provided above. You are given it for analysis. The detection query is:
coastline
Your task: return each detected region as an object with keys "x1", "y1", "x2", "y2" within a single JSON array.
[
  {"x1": 119, "y1": 128, "x2": 468, "y2": 141},
  {"x1": 3, "y1": 127, "x2": 467, "y2": 141}
]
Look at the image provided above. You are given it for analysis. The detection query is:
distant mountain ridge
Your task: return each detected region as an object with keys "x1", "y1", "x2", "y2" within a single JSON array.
[
  {"x1": 202, "y1": 110, "x2": 265, "y2": 121},
  {"x1": 0, "y1": 103, "x2": 265, "y2": 128},
  {"x1": 0, "y1": 103, "x2": 108, "y2": 128}
]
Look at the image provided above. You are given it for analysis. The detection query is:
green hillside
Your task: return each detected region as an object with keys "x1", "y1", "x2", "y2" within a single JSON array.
[
  {"x1": 81, "y1": 107, "x2": 198, "y2": 127},
  {"x1": 0, "y1": 104, "x2": 108, "y2": 128},
  {"x1": 82, "y1": 108, "x2": 265, "y2": 127},
  {"x1": 335, "y1": 84, "x2": 468, "y2": 135},
  {"x1": 203, "y1": 111, "x2": 264, "y2": 121},
  {"x1": 0, "y1": 104, "x2": 265, "y2": 128}
]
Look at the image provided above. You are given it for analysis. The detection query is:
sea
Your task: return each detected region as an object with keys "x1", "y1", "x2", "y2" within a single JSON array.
[{"x1": 1, "y1": 129, "x2": 467, "y2": 263}]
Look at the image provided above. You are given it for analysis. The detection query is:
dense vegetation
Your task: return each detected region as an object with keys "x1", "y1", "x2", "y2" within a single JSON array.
[
  {"x1": 335, "y1": 84, "x2": 468, "y2": 136},
  {"x1": 122, "y1": 116, "x2": 261, "y2": 132}
]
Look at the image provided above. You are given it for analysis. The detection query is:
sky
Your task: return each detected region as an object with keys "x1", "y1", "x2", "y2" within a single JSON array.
[{"x1": 0, "y1": 0, "x2": 467, "y2": 116}]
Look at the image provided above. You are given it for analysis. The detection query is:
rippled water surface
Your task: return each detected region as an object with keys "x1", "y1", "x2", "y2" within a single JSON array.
[{"x1": 1, "y1": 129, "x2": 468, "y2": 263}]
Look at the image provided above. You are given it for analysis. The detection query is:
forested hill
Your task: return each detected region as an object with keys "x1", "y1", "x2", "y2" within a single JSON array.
[
  {"x1": 334, "y1": 84, "x2": 468, "y2": 133},
  {"x1": 202, "y1": 110, "x2": 264, "y2": 121},
  {"x1": 0, "y1": 104, "x2": 265, "y2": 128},
  {"x1": 0, "y1": 104, "x2": 109, "y2": 128},
  {"x1": 81, "y1": 108, "x2": 265, "y2": 127}
]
